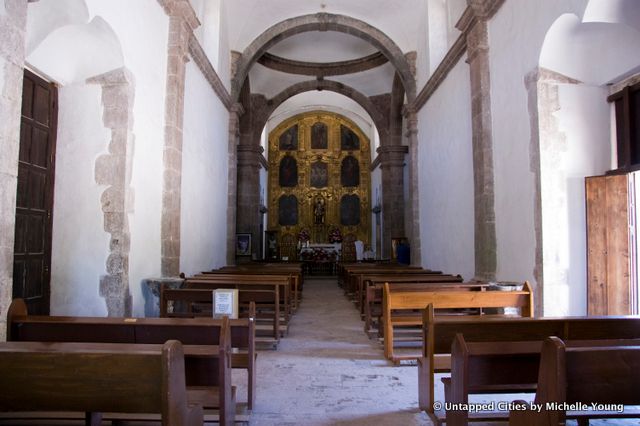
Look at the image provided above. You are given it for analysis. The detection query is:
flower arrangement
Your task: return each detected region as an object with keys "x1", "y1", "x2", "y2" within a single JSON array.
[
  {"x1": 298, "y1": 228, "x2": 310, "y2": 242},
  {"x1": 300, "y1": 247, "x2": 337, "y2": 262},
  {"x1": 328, "y1": 227, "x2": 343, "y2": 243}
]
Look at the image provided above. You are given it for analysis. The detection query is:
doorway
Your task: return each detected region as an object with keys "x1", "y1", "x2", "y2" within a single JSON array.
[{"x1": 13, "y1": 69, "x2": 58, "y2": 315}]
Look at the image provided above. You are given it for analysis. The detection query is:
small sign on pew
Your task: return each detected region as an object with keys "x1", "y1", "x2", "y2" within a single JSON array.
[{"x1": 212, "y1": 289, "x2": 239, "y2": 319}]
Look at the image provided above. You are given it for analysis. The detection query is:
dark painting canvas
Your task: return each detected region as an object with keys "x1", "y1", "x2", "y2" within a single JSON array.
[
  {"x1": 311, "y1": 122, "x2": 328, "y2": 149},
  {"x1": 279, "y1": 195, "x2": 298, "y2": 226},
  {"x1": 279, "y1": 156, "x2": 298, "y2": 187},
  {"x1": 279, "y1": 125, "x2": 298, "y2": 150},
  {"x1": 341, "y1": 155, "x2": 360, "y2": 187},
  {"x1": 310, "y1": 161, "x2": 328, "y2": 188},
  {"x1": 340, "y1": 125, "x2": 360, "y2": 150},
  {"x1": 340, "y1": 194, "x2": 360, "y2": 226}
]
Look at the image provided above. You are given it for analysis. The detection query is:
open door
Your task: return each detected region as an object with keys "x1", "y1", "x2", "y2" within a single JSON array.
[
  {"x1": 13, "y1": 69, "x2": 58, "y2": 315},
  {"x1": 586, "y1": 173, "x2": 637, "y2": 315}
]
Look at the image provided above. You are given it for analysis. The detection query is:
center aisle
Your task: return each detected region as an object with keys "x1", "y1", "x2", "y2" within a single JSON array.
[{"x1": 248, "y1": 277, "x2": 431, "y2": 426}]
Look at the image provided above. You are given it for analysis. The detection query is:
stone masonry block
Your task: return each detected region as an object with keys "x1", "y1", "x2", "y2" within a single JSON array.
[
  {"x1": 101, "y1": 186, "x2": 125, "y2": 213},
  {"x1": 103, "y1": 212, "x2": 125, "y2": 234}
]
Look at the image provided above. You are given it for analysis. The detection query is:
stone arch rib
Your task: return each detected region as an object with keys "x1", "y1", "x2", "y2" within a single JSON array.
[
  {"x1": 259, "y1": 80, "x2": 388, "y2": 142},
  {"x1": 232, "y1": 13, "x2": 416, "y2": 103}
]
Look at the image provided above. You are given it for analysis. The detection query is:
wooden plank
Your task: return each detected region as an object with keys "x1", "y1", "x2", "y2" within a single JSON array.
[
  {"x1": 586, "y1": 175, "x2": 608, "y2": 315},
  {"x1": 606, "y1": 174, "x2": 631, "y2": 315}
]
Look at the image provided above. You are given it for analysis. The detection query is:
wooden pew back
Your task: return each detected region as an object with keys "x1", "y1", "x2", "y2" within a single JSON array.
[
  {"x1": 510, "y1": 337, "x2": 640, "y2": 426},
  {"x1": 0, "y1": 340, "x2": 203, "y2": 426},
  {"x1": 383, "y1": 282, "x2": 531, "y2": 362}
]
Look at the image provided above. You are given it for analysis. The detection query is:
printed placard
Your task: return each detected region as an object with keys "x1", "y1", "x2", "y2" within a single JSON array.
[{"x1": 212, "y1": 289, "x2": 238, "y2": 319}]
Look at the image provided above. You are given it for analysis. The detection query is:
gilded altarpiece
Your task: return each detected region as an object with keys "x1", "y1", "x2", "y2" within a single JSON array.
[{"x1": 268, "y1": 112, "x2": 371, "y2": 259}]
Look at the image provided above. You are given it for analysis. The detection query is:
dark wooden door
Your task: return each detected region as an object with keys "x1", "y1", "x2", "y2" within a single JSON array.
[{"x1": 13, "y1": 70, "x2": 58, "y2": 315}]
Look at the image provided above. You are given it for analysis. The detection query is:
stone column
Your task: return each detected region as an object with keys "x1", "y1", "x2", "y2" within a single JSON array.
[
  {"x1": 458, "y1": 1, "x2": 497, "y2": 280},
  {"x1": 160, "y1": 0, "x2": 199, "y2": 277},
  {"x1": 378, "y1": 145, "x2": 408, "y2": 259},
  {"x1": 404, "y1": 106, "x2": 421, "y2": 265},
  {"x1": 226, "y1": 103, "x2": 243, "y2": 265},
  {"x1": 236, "y1": 144, "x2": 264, "y2": 260},
  {"x1": 0, "y1": 0, "x2": 27, "y2": 341},
  {"x1": 89, "y1": 68, "x2": 135, "y2": 317}
]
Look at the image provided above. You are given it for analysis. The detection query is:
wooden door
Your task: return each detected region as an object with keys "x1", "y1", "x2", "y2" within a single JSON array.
[
  {"x1": 586, "y1": 174, "x2": 632, "y2": 315},
  {"x1": 13, "y1": 70, "x2": 58, "y2": 315}
]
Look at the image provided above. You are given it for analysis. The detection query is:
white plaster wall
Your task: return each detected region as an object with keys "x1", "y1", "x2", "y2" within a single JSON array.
[
  {"x1": 542, "y1": 83, "x2": 610, "y2": 315},
  {"x1": 51, "y1": 84, "x2": 110, "y2": 316},
  {"x1": 489, "y1": 0, "x2": 588, "y2": 287},
  {"x1": 180, "y1": 61, "x2": 229, "y2": 275},
  {"x1": 418, "y1": 60, "x2": 474, "y2": 280},
  {"x1": 85, "y1": 0, "x2": 169, "y2": 316}
]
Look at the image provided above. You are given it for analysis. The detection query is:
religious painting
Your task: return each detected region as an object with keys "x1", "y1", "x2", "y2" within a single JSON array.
[
  {"x1": 340, "y1": 125, "x2": 360, "y2": 150},
  {"x1": 236, "y1": 233, "x2": 251, "y2": 256},
  {"x1": 341, "y1": 155, "x2": 360, "y2": 187},
  {"x1": 310, "y1": 161, "x2": 328, "y2": 188},
  {"x1": 311, "y1": 122, "x2": 328, "y2": 149},
  {"x1": 340, "y1": 194, "x2": 360, "y2": 226},
  {"x1": 279, "y1": 156, "x2": 298, "y2": 187},
  {"x1": 278, "y1": 195, "x2": 298, "y2": 226},
  {"x1": 279, "y1": 125, "x2": 298, "y2": 150}
]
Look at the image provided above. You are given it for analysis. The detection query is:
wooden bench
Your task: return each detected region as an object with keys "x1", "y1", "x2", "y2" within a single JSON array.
[
  {"x1": 446, "y1": 334, "x2": 640, "y2": 426},
  {"x1": 361, "y1": 275, "x2": 466, "y2": 335},
  {"x1": 217, "y1": 265, "x2": 303, "y2": 309},
  {"x1": 7, "y1": 299, "x2": 238, "y2": 422},
  {"x1": 159, "y1": 289, "x2": 257, "y2": 409},
  {"x1": 0, "y1": 339, "x2": 203, "y2": 426},
  {"x1": 509, "y1": 336, "x2": 640, "y2": 426},
  {"x1": 341, "y1": 264, "x2": 426, "y2": 297},
  {"x1": 382, "y1": 281, "x2": 530, "y2": 363},
  {"x1": 184, "y1": 276, "x2": 287, "y2": 343},
  {"x1": 206, "y1": 268, "x2": 300, "y2": 310},
  {"x1": 417, "y1": 306, "x2": 640, "y2": 424}
]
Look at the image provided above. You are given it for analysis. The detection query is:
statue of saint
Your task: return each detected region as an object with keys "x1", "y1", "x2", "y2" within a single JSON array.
[{"x1": 313, "y1": 197, "x2": 326, "y2": 225}]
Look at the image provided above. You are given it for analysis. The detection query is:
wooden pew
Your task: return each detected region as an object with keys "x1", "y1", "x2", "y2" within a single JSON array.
[
  {"x1": 217, "y1": 264, "x2": 303, "y2": 308},
  {"x1": 7, "y1": 299, "x2": 239, "y2": 422},
  {"x1": 361, "y1": 275, "x2": 466, "y2": 335},
  {"x1": 382, "y1": 281, "x2": 529, "y2": 363},
  {"x1": 341, "y1": 264, "x2": 426, "y2": 297},
  {"x1": 184, "y1": 276, "x2": 286, "y2": 343},
  {"x1": 356, "y1": 272, "x2": 452, "y2": 313},
  {"x1": 159, "y1": 289, "x2": 257, "y2": 409},
  {"x1": 0, "y1": 339, "x2": 204, "y2": 426},
  {"x1": 446, "y1": 334, "x2": 640, "y2": 426},
  {"x1": 417, "y1": 305, "x2": 640, "y2": 424},
  {"x1": 509, "y1": 337, "x2": 640, "y2": 426}
]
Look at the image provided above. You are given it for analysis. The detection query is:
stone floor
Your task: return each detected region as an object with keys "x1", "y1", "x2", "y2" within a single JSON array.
[
  {"x1": 241, "y1": 278, "x2": 640, "y2": 426},
  {"x1": 246, "y1": 277, "x2": 430, "y2": 425}
]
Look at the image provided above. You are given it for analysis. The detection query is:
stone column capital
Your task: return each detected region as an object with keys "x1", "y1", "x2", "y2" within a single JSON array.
[
  {"x1": 158, "y1": 0, "x2": 200, "y2": 31},
  {"x1": 377, "y1": 145, "x2": 408, "y2": 168},
  {"x1": 237, "y1": 145, "x2": 266, "y2": 168}
]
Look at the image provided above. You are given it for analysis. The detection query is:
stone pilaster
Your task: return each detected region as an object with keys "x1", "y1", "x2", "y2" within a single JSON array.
[
  {"x1": 226, "y1": 103, "x2": 243, "y2": 265},
  {"x1": 458, "y1": 2, "x2": 497, "y2": 281},
  {"x1": 237, "y1": 144, "x2": 264, "y2": 259},
  {"x1": 378, "y1": 145, "x2": 408, "y2": 259},
  {"x1": 0, "y1": 0, "x2": 27, "y2": 341},
  {"x1": 404, "y1": 107, "x2": 421, "y2": 265},
  {"x1": 160, "y1": 0, "x2": 199, "y2": 277},
  {"x1": 89, "y1": 68, "x2": 135, "y2": 316}
]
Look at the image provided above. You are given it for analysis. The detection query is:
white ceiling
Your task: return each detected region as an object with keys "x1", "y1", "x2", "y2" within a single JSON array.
[
  {"x1": 225, "y1": 0, "x2": 426, "y2": 54},
  {"x1": 267, "y1": 31, "x2": 378, "y2": 62}
]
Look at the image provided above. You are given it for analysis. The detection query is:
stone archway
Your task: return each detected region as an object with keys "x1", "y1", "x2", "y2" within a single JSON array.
[{"x1": 231, "y1": 12, "x2": 417, "y2": 103}]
